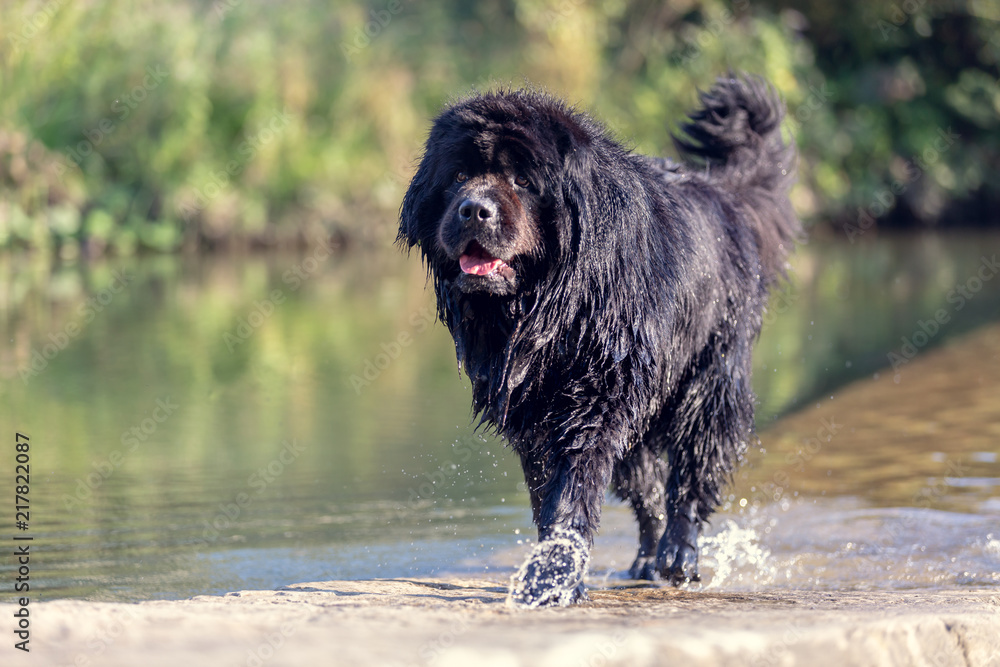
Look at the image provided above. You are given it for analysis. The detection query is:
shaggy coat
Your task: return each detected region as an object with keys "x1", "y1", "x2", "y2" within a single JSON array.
[{"x1": 399, "y1": 75, "x2": 800, "y2": 607}]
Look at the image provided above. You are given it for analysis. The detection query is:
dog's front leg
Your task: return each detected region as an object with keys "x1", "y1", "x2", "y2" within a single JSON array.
[{"x1": 508, "y1": 446, "x2": 614, "y2": 608}]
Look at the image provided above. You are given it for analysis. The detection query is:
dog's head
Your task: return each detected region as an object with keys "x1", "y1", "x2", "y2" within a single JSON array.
[{"x1": 399, "y1": 90, "x2": 601, "y2": 297}]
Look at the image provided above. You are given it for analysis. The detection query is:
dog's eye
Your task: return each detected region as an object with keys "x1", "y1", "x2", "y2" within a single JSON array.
[
  {"x1": 455, "y1": 171, "x2": 468, "y2": 183},
  {"x1": 514, "y1": 175, "x2": 530, "y2": 188}
]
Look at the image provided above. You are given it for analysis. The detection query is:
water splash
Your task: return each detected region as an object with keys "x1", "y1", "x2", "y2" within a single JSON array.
[
  {"x1": 508, "y1": 528, "x2": 589, "y2": 608},
  {"x1": 699, "y1": 519, "x2": 774, "y2": 590}
]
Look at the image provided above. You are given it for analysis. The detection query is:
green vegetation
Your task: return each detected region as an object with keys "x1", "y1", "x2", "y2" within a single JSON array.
[{"x1": 1, "y1": 0, "x2": 997, "y2": 255}]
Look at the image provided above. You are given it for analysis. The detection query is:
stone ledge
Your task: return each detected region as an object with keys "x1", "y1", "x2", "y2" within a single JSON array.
[{"x1": 4, "y1": 578, "x2": 999, "y2": 666}]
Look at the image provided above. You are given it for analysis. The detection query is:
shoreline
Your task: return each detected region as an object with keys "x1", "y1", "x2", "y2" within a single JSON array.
[{"x1": 4, "y1": 578, "x2": 999, "y2": 666}]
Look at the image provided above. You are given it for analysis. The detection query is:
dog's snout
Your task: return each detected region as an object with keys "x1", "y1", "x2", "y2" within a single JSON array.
[{"x1": 458, "y1": 198, "x2": 497, "y2": 225}]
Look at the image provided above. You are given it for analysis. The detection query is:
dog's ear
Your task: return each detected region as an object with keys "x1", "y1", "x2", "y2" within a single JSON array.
[
  {"x1": 555, "y1": 117, "x2": 651, "y2": 274},
  {"x1": 398, "y1": 152, "x2": 436, "y2": 253},
  {"x1": 550, "y1": 121, "x2": 599, "y2": 258}
]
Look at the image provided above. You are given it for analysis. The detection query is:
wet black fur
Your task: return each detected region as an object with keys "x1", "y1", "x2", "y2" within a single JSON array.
[{"x1": 399, "y1": 75, "x2": 800, "y2": 605}]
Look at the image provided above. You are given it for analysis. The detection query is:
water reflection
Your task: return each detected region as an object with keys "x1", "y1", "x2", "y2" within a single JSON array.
[{"x1": 0, "y1": 231, "x2": 998, "y2": 601}]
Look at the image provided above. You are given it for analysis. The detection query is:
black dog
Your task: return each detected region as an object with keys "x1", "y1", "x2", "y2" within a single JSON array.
[{"x1": 399, "y1": 75, "x2": 800, "y2": 607}]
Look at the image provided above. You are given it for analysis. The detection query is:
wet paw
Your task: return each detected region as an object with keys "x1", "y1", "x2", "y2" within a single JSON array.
[
  {"x1": 508, "y1": 528, "x2": 590, "y2": 608},
  {"x1": 661, "y1": 546, "x2": 701, "y2": 585},
  {"x1": 657, "y1": 531, "x2": 701, "y2": 586},
  {"x1": 628, "y1": 554, "x2": 660, "y2": 581}
]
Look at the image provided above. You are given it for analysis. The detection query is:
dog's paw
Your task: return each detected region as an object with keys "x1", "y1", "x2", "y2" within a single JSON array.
[
  {"x1": 628, "y1": 554, "x2": 660, "y2": 581},
  {"x1": 508, "y1": 528, "x2": 590, "y2": 608},
  {"x1": 657, "y1": 527, "x2": 701, "y2": 586},
  {"x1": 660, "y1": 544, "x2": 701, "y2": 585}
]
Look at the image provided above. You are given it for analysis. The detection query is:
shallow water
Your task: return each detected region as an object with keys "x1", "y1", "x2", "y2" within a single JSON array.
[
  {"x1": 1, "y1": 232, "x2": 998, "y2": 601},
  {"x1": 587, "y1": 499, "x2": 1000, "y2": 592}
]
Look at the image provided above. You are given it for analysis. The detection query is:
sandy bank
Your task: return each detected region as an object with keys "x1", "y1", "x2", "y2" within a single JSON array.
[{"x1": 4, "y1": 578, "x2": 999, "y2": 666}]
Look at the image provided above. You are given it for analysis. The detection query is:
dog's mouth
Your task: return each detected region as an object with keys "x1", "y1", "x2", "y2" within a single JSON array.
[{"x1": 459, "y1": 241, "x2": 512, "y2": 277}]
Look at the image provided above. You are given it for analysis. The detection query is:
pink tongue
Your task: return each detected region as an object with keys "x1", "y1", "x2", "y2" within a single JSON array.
[{"x1": 460, "y1": 253, "x2": 504, "y2": 276}]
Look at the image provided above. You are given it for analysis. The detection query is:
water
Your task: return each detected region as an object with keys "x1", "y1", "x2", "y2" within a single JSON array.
[{"x1": 1, "y1": 232, "x2": 998, "y2": 602}]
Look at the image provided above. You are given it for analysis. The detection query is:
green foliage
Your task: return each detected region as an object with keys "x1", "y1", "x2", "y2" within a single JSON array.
[
  {"x1": 759, "y1": 0, "x2": 1000, "y2": 234},
  {"x1": 1, "y1": 0, "x2": 997, "y2": 253}
]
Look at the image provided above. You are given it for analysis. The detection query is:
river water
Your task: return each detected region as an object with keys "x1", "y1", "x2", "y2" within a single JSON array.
[{"x1": 1, "y1": 232, "x2": 998, "y2": 601}]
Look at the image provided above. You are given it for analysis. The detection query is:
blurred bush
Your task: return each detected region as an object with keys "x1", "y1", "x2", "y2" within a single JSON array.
[
  {"x1": 0, "y1": 0, "x2": 997, "y2": 255},
  {"x1": 759, "y1": 0, "x2": 1000, "y2": 239}
]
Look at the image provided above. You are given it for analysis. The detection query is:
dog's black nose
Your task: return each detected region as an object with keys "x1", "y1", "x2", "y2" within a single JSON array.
[{"x1": 458, "y1": 198, "x2": 497, "y2": 224}]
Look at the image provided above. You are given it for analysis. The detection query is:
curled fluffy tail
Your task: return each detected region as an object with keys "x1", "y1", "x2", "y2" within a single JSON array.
[{"x1": 674, "y1": 74, "x2": 801, "y2": 283}]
